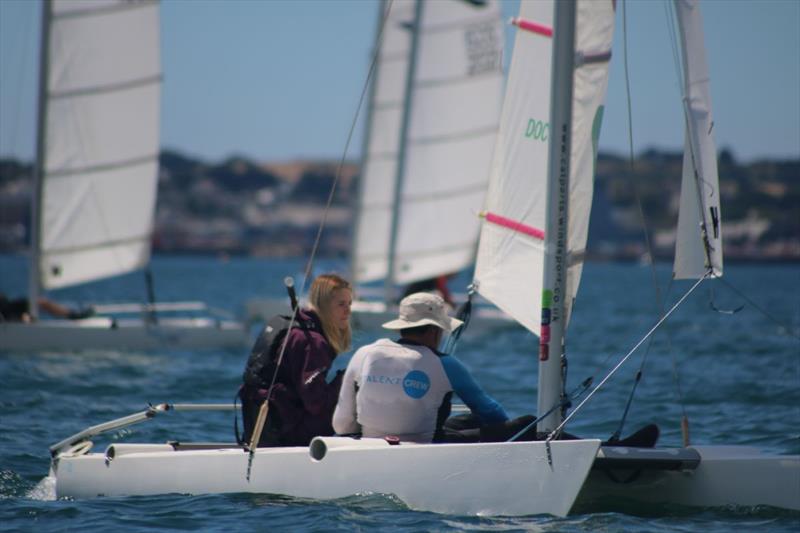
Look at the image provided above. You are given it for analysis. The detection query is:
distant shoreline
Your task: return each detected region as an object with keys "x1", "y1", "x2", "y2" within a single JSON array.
[{"x1": 2, "y1": 250, "x2": 798, "y2": 267}]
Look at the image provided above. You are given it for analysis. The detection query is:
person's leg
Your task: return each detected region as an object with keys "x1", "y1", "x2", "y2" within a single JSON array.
[
  {"x1": 38, "y1": 298, "x2": 94, "y2": 319},
  {"x1": 2, "y1": 298, "x2": 31, "y2": 322},
  {"x1": 603, "y1": 424, "x2": 660, "y2": 448},
  {"x1": 38, "y1": 298, "x2": 73, "y2": 318},
  {"x1": 479, "y1": 415, "x2": 537, "y2": 442}
]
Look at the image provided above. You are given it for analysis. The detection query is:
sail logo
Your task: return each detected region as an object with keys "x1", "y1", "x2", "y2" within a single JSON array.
[
  {"x1": 402, "y1": 370, "x2": 430, "y2": 399},
  {"x1": 366, "y1": 374, "x2": 401, "y2": 386},
  {"x1": 465, "y1": 22, "x2": 501, "y2": 76},
  {"x1": 525, "y1": 119, "x2": 549, "y2": 141}
]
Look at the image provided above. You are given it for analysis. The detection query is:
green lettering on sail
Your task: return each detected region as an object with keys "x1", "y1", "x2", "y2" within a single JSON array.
[
  {"x1": 591, "y1": 106, "x2": 604, "y2": 165},
  {"x1": 525, "y1": 118, "x2": 549, "y2": 142}
]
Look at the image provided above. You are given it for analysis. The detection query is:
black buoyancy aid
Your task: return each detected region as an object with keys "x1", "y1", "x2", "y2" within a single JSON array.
[
  {"x1": 242, "y1": 314, "x2": 319, "y2": 389},
  {"x1": 238, "y1": 313, "x2": 318, "y2": 445}
]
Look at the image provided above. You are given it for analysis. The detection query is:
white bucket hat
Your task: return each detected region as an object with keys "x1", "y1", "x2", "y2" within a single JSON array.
[{"x1": 382, "y1": 292, "x2": 463, "y2": 333}]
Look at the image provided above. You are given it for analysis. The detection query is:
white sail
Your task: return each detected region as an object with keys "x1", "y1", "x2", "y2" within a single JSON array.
[
  {"x1": 474, "y1": 0, "x2": 614, "y2": 335},
  {"x1": 564, "y1": 0, "x2": 616, "y2": 326},
  {"x1": 673, "y1": 0, "x2": 723, "y2": 280},
  {"x1": 352, "y1": 0, "x2": 412, "y2": 285},
  {"x1": 37, "y1": 0, "x2": 161, "y2": 289},
  {"x1": 352, "y1": 0, "x2": 504, "y2": 286}
]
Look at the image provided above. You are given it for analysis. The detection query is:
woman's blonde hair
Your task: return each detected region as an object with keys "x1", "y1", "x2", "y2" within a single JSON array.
[{"x1": 308, "y1": 273, "x2": 352, "y2": 354}]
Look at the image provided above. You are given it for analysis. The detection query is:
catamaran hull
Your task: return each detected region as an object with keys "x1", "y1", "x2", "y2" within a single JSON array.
[
  {"x1": 578, "y1": 445, "x2": 800, "y2": 512},
  {"x1": 53, "y1": 438, "x2": 601, "y2": 517},
  {"x1": 245, "y1": 298, "x2": 517, "y2": 337},
  {"x1": 0, "y1": 318, "x2": 248, "y2": 352}
]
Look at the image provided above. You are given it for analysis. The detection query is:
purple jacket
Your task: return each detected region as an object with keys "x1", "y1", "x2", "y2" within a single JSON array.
[{"x1": 266, "y1": 309, "x2": 343, "y2": 446}]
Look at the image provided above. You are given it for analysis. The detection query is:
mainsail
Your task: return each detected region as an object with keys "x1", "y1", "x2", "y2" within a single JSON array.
[
  {"x1": 473, "y1": 0, "x2": 614, "y2": 335},
  {"x1": 352, "y1": 0, "x2": 504, "y2": 287},
  {"x1": 33, "y1": 0, "x2": 161, "y2": 291},
  {"x1": 673, "y1": 0, "x2": 723, "y2": 279}
]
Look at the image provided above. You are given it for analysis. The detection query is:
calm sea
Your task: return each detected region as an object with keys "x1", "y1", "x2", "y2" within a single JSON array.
[{"x1": 1, "y1": 254, "x2": 798, "y2": 532}]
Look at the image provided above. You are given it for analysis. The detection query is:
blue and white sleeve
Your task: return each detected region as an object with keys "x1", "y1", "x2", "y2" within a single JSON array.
[{"x1": 441, "y1": 355, "x2": 508, "y2": 424}]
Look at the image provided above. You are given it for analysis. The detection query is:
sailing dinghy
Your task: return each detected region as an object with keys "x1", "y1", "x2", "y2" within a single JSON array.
[
  {"x1": 0, "y1": 0, "x2": 248, "y2": 352},
  {"x1": 245, "y1": 0, "x2": 516, "y2": 336},
  {"x1": 48, "y1": 0, "x2": 799, "y2": 516}
]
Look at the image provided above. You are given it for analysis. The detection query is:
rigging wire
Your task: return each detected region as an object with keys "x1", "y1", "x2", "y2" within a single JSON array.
[
  {"x1": 608, "y1": 0, "x2": 682, "y2": 441},
  {"x1": 547, "y1": 273, "x2": 710, "y2": 443},
  {"x1": 246, "y1": 0, "x2": 396, "y2": 474},
  {"x1": 716, "y1": 275, "x2": 800, "y2": 341}
]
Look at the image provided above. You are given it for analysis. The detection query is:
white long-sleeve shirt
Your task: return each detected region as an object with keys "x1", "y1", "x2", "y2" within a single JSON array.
[
  {"x1": 332, "y1": 339, "x2": 452, "y2": 443},
  {"x1": 332, "y1": 339, "x2": 508, "y2": 443}
]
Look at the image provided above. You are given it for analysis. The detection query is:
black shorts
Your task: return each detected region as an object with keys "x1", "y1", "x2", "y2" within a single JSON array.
[{"x1": 0, "y1": 297, "x2": 29, "y2": 321}]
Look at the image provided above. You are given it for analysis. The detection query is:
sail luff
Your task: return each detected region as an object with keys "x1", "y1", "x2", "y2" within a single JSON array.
[
  {"x1": 384, "y1": 0, "x2": 423, "y2": 302},
  {"x1": 536, "y1": 0, "x2": 577, "y2": 435},
  {"x1": 673, "y1": 0, "x2": 723, "y2": 279},
  {"x1": 28, "y1": 0, "x2": 53, "y2": 318},
  {"x1": 351, "y1": 0, "x2": 414, "y2": 286},
  {"x1": 350, "y1": 0, "x2": 387, "y2": 284},
  {"x1": 563, "y1": 0, "x2": 615, "y2": 331}
]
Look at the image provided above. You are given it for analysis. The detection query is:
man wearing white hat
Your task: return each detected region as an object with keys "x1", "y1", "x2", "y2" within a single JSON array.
[{"x1": 332, "y1": 292, "x2": 509, "y2": 443}]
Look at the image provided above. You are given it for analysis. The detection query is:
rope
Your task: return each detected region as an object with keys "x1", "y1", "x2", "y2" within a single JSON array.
[
  {"x1": 442, "y1": 284, "x2": 475, "y2": 354},
  {"x1": 663, "y1": 0, "x2": 685, "y2": 94},
  {"x1": 716, "y1": 276, "x2": 800, "y2": 341},
  {"x1": 546, "y1": 273, "x2": 709, "y2": 443},
  {"x1": 246, "y1": 0, "x2": 396, "y2": 478},
  {"x1": 610, "y1": 0, "x2": 684, "y2": 441},
  {"x1": 507, "y1": 377, "x2": 593, "y2": 442},
  {"x1": 662, "y1": 278, "x2": 691, "y2": 446}
]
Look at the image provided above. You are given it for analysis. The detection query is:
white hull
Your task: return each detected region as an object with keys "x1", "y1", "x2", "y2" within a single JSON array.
[
  {"x1": 0, "y1": 317, "x2": 248, "y2": 352},
  {"x1": 578, "y1": 445, "x2": 800, "y2": 512},
  {"x1": 52, "y1": 439, "x2": 800, "y2": 516},
  {"x1": 245, "y1": 297, "x2": 518, "y2": 337},
  {"x1": 54, "y1": 437, "x2": 601, "y2": 517}
]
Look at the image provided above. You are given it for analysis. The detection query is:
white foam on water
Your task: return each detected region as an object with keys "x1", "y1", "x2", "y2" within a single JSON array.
[{"x1": 27, "y1": 474, "x2": 57, "y2": 501}]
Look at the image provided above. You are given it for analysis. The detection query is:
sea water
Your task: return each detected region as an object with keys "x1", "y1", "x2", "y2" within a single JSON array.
[{"x1": 1, "y1": 254, "x2": 798, "y2": 532}]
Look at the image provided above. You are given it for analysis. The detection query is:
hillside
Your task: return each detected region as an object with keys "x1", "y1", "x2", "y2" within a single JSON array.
[{"x1": 0, "y1": 148, "x2": 797, "y2": 261}]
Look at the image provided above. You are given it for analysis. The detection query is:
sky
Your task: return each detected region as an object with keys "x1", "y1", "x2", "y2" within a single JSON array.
[{"x1": 1, "y1": 0, "x2": 798, "y2": 165}]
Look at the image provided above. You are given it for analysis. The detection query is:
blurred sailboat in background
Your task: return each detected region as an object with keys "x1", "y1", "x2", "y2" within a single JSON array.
[
  {"x1": 0, "y1": 0, "x2": 247, "y2": 352},
  {"x1": 247, "y1": 0, "x2": 515, "y2": 335}
]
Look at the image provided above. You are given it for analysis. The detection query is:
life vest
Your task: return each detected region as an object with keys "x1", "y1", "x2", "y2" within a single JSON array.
[
  {"x1": 239, "y1": 313, "x2": 318, "y2": 445},
  {"x1": 350, "y1": 339, "x2": 453, "y2": 442},
  {"x1": 242, "y1": 314, "x2": 318, "y2": 389}
]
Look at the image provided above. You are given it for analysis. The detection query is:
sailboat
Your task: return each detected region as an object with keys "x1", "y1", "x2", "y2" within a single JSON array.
[
  {"x1": 46, "y1": 0, "x2": 799, "y2": 516},
  {"x1": 245, "y1": 0, "x2": 516, "y2": 336},
  {"x1": 0, "y1": 0, "x2": 248, "y2": 352}
]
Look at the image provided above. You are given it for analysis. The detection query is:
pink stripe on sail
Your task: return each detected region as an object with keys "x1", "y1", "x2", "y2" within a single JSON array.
[
  {"x1": 510, "y1": 17, "x2": 553, "y2": 38},
  {"x1": 481, "y1": 211, "x2": 545, "y2": 240}
]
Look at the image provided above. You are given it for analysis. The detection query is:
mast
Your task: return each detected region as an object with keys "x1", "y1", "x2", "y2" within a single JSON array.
[
  {"x1": 537, "y1": 0, "x2": 577, "y2": 435},
  {"x1": 350, "y1": 0, "x2": 386, "y2": 284},
  {"x1": 384, "y1": 0, "x2": 423, "y2": 303},
  {"x1": 28, "y1": 0, "x2": 52, "y2": 319}
]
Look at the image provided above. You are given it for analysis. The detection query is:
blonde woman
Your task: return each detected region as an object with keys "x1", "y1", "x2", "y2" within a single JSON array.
[{"x1": 240, "y1": 273, "x2": 353, "y2": 447}]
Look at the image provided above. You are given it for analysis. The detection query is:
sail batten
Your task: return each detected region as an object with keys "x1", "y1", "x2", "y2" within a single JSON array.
[{"x1": 36, "y1": 0, "x2": 161, "y2": 290}]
